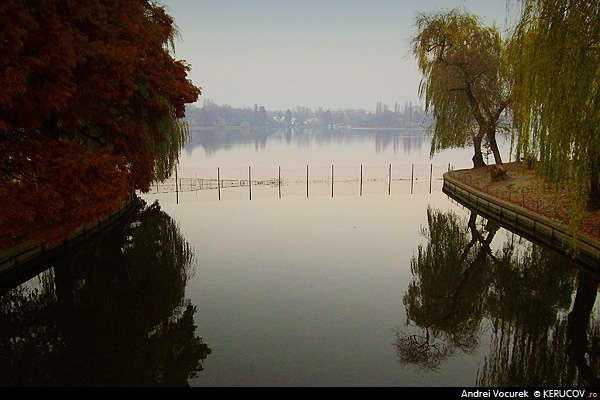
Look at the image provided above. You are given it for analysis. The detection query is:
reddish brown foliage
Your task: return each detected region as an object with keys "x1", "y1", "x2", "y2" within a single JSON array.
[{"x1": 0, "y1": 0, "x2": 201, "y2": 250}]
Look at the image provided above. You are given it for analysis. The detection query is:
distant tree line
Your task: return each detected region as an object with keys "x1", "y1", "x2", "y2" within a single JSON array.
[{"x1": 185, "y1": 98, "x2": 429, "y2": 128}]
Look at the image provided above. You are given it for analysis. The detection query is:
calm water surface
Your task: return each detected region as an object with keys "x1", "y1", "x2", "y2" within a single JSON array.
[{"x1": 2, "y1": 128, "x2": 599, "y2": 387}]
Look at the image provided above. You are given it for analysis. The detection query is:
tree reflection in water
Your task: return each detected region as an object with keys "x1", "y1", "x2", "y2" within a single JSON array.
[
  {"x1": 396, "y1": 206, "x2": 600, "y2": 386},
  {"x1": 0, "y1": 199, "x2": 211, "y2": 386}
]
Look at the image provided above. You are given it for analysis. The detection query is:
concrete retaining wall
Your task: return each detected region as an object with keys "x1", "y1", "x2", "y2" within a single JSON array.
[
  {"x1": 443, "y1": 172, "x2": 600, "y2": 272},
  {"x1": 0, "y1": 194, "x2": 140, "y2": 293}
]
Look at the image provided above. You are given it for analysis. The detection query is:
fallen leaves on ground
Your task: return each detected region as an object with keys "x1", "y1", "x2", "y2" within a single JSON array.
[{"x1": 448, "y1": 162, "x2": 600, "y2": 242}]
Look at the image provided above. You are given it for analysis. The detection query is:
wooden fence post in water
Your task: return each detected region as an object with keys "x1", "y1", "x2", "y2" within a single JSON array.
[
  {"x1": 411, "y1": 164, "x2": 414, "y2": 194},
  {"x1": 176, "y1": 168, "x2": 179, "y2": 204},
  {"x1": 429, "y1": 163, "x2": 433, "y2": 194},
  {"x1": 278, "y1": 166, "x2": 281, "y2": 199},
  {"x1": 306, "y1": 165, "x2": 309, "y2": 198},
  {"x1": 388, "y1": 164, "x2": 392, "y2": 195},
  {"x1": 217, "y1": 167, "x2": 221, "y2": 201},
  {"x1": 249, "y1": 166, "x2": 252, "y2": 201},
  {"x1": 331, "y1": 164, "x2": 334, "y2": 198},
  {"x1": 360, "y1": 164, "x2": 363, "y2": 196}
]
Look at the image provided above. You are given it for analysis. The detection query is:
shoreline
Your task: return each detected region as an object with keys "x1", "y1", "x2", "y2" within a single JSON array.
[
  {"x1": 445, "y1": 162, "x2": 600, "y2": 268},
  {"x1": 0, "y1": 194, "x2": 140, "y2": 293}
]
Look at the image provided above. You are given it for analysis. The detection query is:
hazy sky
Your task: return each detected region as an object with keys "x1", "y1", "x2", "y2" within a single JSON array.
[{"x1": 164, "y1": 0, "x2": 518, "y2": 112}]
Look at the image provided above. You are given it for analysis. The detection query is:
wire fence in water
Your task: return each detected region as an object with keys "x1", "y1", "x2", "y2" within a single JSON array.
[{"x1": 149, "y1": 163, "x2": 453, "y2": 201}]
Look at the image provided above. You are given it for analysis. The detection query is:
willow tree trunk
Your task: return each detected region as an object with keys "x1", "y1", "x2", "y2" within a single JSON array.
[
  {"x1": 587, "y1": 155, "x2": 600, "y2": 211},
  {"x1": 486, "y1": 128, "x2": 503, "y2": 166},
  {"x1": 472, "y1": 133, "x2": 486, "y2": 168}
]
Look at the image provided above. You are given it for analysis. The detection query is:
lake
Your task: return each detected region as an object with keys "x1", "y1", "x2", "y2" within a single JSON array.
[{"x1": 1, "y1": 127, "x2": 598, "y2": 387}]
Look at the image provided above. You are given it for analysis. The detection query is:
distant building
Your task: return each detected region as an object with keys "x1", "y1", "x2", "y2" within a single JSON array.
[
  {"x1": 304, "y1": 117, "x2": 322, "y2": 126},
  {"x1": 273, "y1": 116, "x2": 298, "y2": 125}
]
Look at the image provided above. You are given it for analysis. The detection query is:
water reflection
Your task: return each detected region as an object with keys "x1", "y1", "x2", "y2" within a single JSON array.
[
  {"x1": 184, "y1": 127, "x2": 430, "y2": 159},
  {"x1": 397, "y1": 206, "x2": 600, "y2": 386},
  {"x1": 0, "y1": 199, "x2": 211, "y2": 387}
]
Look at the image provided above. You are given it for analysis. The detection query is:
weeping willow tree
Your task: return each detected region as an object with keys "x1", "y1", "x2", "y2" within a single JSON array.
[
  {"x1": 509, "y1": 0, "x2": 600, "y2": 215},
  {"x1": 150, "y1": 8, "x2": 193, "y2": 183},
  {"x1": 412, "y1": 8, "x2": 511, "y2": 168},
  {"x1": 151, "y1": 106, "x2": 192, "y2": 181}
]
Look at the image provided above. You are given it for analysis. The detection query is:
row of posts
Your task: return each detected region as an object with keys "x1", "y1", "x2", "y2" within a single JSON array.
[{"x1": 174, "y1": 163, "x2": 451, "y2": 203}]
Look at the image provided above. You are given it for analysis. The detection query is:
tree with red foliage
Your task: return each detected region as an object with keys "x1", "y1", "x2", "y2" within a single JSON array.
[{"x1": 0, "y1": 0, "x2": 201, "y2": 251}]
